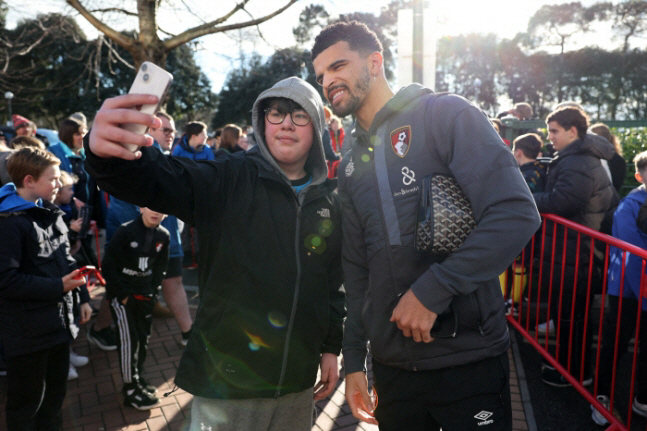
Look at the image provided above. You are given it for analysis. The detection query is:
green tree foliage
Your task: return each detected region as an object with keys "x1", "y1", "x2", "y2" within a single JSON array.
[
  {"x1": 212, "y1": 48, "x2": 314, "y2": 128},
  {"x1": 0, "y1": 13, "x2": 217, "y2": 128}
]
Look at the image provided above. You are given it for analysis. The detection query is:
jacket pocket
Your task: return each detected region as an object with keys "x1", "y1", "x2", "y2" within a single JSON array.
[{"x1": 20, "y1": 302, "x2": 66, "y2": 338}]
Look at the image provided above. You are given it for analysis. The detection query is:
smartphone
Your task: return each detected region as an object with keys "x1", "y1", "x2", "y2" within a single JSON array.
[
  {"x1": 74, "y1": 265, "x2": 96, "y2": 280},
  {"x1": 121, "y1": 61, "x2": 173, "y2": 151}
]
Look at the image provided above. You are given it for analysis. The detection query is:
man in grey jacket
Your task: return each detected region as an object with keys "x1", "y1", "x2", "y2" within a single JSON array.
[{"x1": 312, "y1": 21, "x2": 541, "y2": 431}]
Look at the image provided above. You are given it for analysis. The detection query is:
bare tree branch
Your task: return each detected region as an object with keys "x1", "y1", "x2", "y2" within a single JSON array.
[
  {"x1": 66, "y1": 0, "x2": 134, "y2": 50},
  {"x1": 89, "y1": 8, "x2": 139, "y2": 17},
  {"x1": 165, "y1": 0, "x2": 298, "y2": 50}
]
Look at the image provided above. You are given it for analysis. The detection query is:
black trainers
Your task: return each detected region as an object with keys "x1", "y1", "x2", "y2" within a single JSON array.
[
  {"x1": 541, "y1": 367, "x2": 592, "y2": 387},
  {"x1": 123, "y1": 386, "x2": 159, "y2": 410},
  {"x1": 180, "y1": 327, "x2": 192, "y2": 346},
  {"x1": 87, "y1": 324, "x2": 118, "y2": 351},
  {"x1": 139, "y1": 378, "x2": 157, "y2": 395}
]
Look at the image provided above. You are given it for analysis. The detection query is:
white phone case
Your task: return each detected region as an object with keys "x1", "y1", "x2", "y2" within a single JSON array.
[{"x1": 121, "y1": 61, "x2": 173, "y2": 151}]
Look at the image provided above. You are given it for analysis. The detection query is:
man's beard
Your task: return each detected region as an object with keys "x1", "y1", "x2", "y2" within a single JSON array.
[{"x1": 331, "y1": 66, "x2": 371, "y2": 118}]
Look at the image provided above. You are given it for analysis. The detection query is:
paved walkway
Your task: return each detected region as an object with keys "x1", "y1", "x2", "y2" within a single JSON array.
[{"x1": 0, "y1": 286, "x2": 531, "y2": 431}]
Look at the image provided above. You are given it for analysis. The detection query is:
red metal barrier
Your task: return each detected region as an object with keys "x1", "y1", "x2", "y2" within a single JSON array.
[{"x1": 503, "y1": 213, "x2": 647, "y2": 431}]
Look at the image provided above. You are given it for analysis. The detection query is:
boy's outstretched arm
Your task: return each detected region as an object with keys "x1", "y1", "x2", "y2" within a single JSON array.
[{"x1": 88, "y1": 94, "x2": 160, "y2": 160}]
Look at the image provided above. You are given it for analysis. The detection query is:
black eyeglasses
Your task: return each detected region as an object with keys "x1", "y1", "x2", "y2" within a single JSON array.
[
  {"x1": 264, "y1": 108, "x2": 311, "y2": 127},
  {"x1": 161, "y1": 127, "x2": 175, "y2": 136}
]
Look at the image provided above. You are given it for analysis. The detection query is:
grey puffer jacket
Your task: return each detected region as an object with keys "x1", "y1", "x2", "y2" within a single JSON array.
[{"x1": 339, "y1": 84, "x2": 541, "y2": 374}]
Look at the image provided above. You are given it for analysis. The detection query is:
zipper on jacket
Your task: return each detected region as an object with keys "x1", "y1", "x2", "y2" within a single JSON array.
[
  {"x1": 470, "y1": 292, "x2": 485, "y2": 336},
  {"x1": 274, "y1": 202, "x2": 303, "y2": 397}
]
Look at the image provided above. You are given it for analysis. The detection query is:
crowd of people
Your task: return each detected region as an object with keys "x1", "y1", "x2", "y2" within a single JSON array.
[{"x1": 0, "y1": 18, "x2": 645, "y2": 431}]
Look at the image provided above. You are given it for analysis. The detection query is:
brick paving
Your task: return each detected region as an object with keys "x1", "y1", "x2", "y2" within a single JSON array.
[{"x1": 0, "y1": 286, "x2": 530, "y2": 431}]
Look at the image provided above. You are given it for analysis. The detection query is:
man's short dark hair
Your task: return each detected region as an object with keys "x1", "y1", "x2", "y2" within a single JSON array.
[
  {"x1": 312, "y1": 21, "x2": 383, "y2": 61},
  {"x1": 546, "y1": 107, "x2": 589, "y2": 139},
  {"x1": 513, "y1": 133, "x2": 543, "y2": 160}
]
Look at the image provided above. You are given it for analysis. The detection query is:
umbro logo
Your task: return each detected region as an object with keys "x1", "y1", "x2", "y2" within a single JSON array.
[{"x1": 474, "y1": 410, "x2": 494, "y2": 426}]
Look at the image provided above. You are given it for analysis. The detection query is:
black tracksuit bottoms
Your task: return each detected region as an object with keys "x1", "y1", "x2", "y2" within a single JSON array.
[
  {"x1": 110, "y1": 294, "x2": 156, "y2": 389},
  {"x1": 5, "y1": 341, "x2": 69, "y2": 431},
  {"x1": 372, "y1": 352, "x2": 512, "y2": 431}
]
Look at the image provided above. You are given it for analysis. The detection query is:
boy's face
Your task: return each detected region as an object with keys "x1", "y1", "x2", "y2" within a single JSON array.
[
  {"x1": 56, "y1": 184, "x2": 75, "y2": 204},
  {"x1": 547, "y1": 121, "x2": 577, "y2": 152},
  {"x1": 264, "y1": 105, "x2": 314, "y2": 175},
  {"x1": 313, "y1": 41, "x2": 372, "y2": 118},
  {"x1": 31, "y1": 165, "x2": 62, "y2": 202},
  {"x1": 140, "y1": 207, "x2": 166, "y2": 228},
  {"x1": 635, "y1": 170, "x2": 647, "y2": 187}
]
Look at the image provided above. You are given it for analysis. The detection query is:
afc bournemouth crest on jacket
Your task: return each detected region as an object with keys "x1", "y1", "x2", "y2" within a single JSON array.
[{"x1": 390, "y1": 126, "x2": 411, "y2": 158}]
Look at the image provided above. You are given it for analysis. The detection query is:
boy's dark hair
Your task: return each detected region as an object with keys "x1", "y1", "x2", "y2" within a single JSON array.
[
  {"x1": 59, "y1": 118, "x2": 83, "y2": 149},
  {"x1": 514, "y1": 102, "x2": 533, "y2": 120},
  {"x1": 546, "y1": 107, "x2": 589, "y2": 139},
  {"x1": 312, "y1": 20, "x2": 383, "y2": 60},
  {"x1": 220, "y1": 124, "x2": 241, "y2": 151},
  {"x1": 7, "y1": 146, "x2": 60, "y2": 188},
  {"x1": 634, "y1": 151, "x2": 647, "y2": 176},
  {"x1": 214, "y1": 128, "x2": 222, "y2": 138},
  {"x1": 9, "y1": 136, "x2": 46, "y2": 150},
  {"x1": 513, "y1": 133, "x2": 543, "y2": 159},
  {"x1": 185, "y1": 121, "x2": 207, "y2": 140}
]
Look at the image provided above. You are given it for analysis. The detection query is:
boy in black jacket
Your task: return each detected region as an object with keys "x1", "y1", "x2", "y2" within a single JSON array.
[
  {"x1": 0, "y1": 147, "x2": 89, "y2": 431},
  {"x1": 101, "y1": 207, "x2": 170, "y2": 410}
]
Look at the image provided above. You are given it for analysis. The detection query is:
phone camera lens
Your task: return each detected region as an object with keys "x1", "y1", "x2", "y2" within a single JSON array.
[
  {"x1": 142, "y1": 64, "x2": 148, "y2": 71},
  {"x1": 143, "y1": 73, "x2": 149, "y2": 82}
]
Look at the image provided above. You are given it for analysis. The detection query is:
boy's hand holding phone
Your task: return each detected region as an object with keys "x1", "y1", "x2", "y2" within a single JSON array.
[
  {"x1": 89, "y1": 61, "x2": 173, "y2": 160},
  {"x1": 62, "y1": 270, "x2": 86, "y2": 293}
]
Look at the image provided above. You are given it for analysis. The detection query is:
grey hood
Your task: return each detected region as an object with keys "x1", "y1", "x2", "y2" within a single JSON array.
[{"x1": 251, "y1": 77, "x2": 328, "y2": 192}]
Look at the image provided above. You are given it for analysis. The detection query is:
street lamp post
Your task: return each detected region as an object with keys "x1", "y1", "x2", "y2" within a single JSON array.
[
  {"x1": 473, "y1": 78, "x2": 482, "y2": 107},
  {"x1": 4, "y1": 92, "x2": 13, "y2": 127}
]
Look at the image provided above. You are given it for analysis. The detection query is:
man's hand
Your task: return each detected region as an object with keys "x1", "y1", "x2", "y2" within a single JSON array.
[
  {"x1": 314, "y1": 353, "x2": 340, "y2": 400},
  {"x1": 62, "y1": 270, "x2": 86, "y2": 293},
  {"x1": 345, "y1": 371, "x2": 378, "y2": 425},
  {"x1": 79, "y1": 302, "x2": 93, "y2": 324},
  {"x1": 390, "y1": 289, "x2": 438, "y2": 343},
  {"x1": 88, "y1": 94, "x2": 161, "y2": 160},
  {"x1": 69, "y1": 218, "x2": 83, "y2": 233}
]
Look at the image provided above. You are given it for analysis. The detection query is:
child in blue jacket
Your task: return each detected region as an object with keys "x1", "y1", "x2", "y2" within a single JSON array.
[
  {"x1": 592, "y1": 150, "x2": 647, "y2": 426},
  {"x1": 0, "y1": 147, "x2": 90, "y2": 431}
]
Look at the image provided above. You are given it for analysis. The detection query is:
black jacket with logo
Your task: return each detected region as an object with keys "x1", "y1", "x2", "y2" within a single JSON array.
[
  {"x1": 102, "y1": 215, "x2": 169, "y2": 299},
  {"x1": 85, "y1": 77, "x2": 344, "y2": 399},
  {"x1": 0, "y1": 188, "x2": 86, "y2": 357}
]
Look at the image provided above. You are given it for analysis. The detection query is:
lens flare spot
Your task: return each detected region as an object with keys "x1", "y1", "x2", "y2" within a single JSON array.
[
  {"x1": 248, "y1": 343, "x2": 260, "y2": 351},
  {"x1": 244, "y1": 330, "x2": 269, "y2": 350},
  {"x1": 304, "y1": 234, "x2": 326, "y2": 254},
  {"x1": 318, "y1": 219, "x2": 334, "y2": 237},
  {"x1": 268, "y1": 311, "x2": 287, "y2": 328},
  {"x1": 361, "y1": 154, "x2": 370, "y2": 163}
]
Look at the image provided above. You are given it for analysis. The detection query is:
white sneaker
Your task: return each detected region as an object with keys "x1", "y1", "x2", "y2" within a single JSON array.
[
  {"x1": 537, "y1": 319, "x2": 555, "y2": 334},
  {"x1": 68, "y1": 364, "x2": 78, "y2": 380},
  {"x1": 70, "y1": 351, "x2": 89, "y2": 367},
  {"x1": 633, "y1": 396, "x2": 647, "y2": 418},
  {"x1": 591, "y1": 395, "x2": 610, "y2": 426}
]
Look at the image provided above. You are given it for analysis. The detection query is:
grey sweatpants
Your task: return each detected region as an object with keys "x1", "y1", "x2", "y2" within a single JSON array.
[{"x1": 189, "y1": 387, "x2": 315, "y2": 431}]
